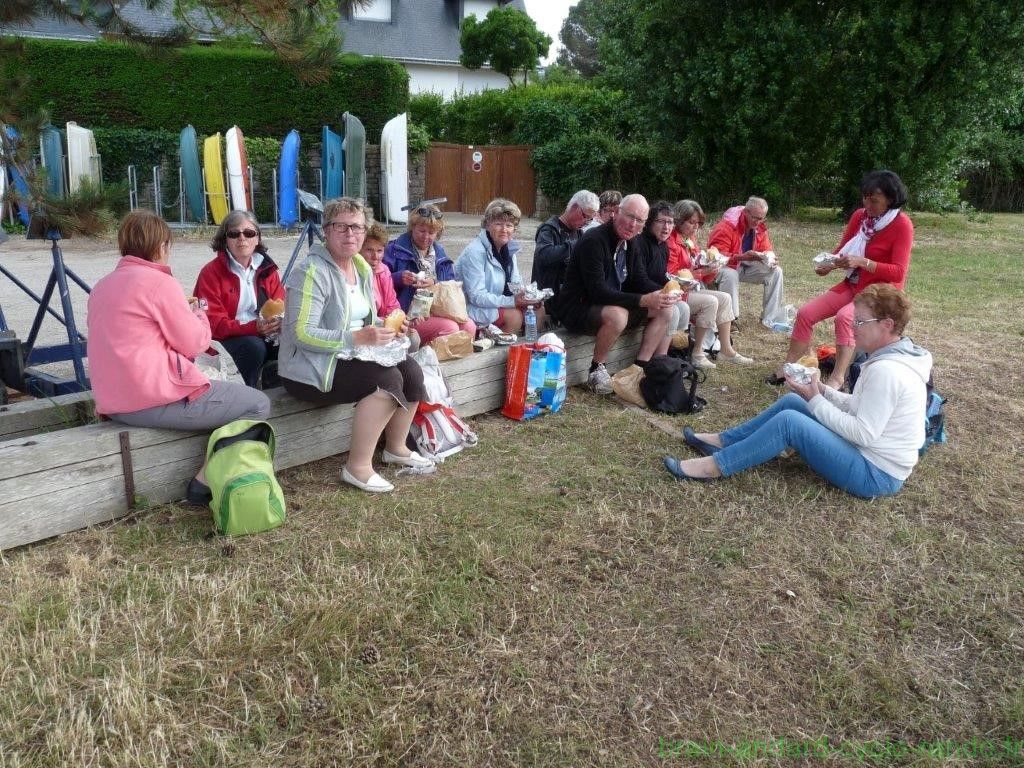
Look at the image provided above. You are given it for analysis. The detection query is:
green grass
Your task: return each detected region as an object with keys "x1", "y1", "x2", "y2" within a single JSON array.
[{"x1": 1, "y1": 212, "x2": 1023, "y2": 766}]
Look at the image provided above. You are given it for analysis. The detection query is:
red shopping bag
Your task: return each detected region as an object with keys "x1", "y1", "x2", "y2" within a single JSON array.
[{"x1": 501, "y1": 343, "x2": 567, "y2": 421}]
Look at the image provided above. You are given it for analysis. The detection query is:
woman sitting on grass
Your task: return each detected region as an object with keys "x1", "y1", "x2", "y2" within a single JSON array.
[
  {"x1": 87, "y1": 210, "x2": 271, "y2": 506},
  {"x1": 665, "y1": 284, "x2": 931, "y2": 498}
]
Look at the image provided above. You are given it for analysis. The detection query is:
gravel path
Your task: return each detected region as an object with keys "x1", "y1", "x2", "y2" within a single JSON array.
[{"x1": 0, "y1": 214, "x2": 541, "y2": 381}]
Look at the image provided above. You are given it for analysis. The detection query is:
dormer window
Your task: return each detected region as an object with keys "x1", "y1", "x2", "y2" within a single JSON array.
[{"x1": 353, "y1": 0, "x2": 392, "y2": 22}]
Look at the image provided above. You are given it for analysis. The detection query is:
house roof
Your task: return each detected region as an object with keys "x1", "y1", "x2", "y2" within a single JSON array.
[
  {"x1": 339, "y1": 0, "x2": 528, "y2": 65},
  {"x1": 3, "y1": 0, "x2": 532, "y2": 67},
  {"x1": 0, "y1": 1, "x2": 209, "y2": 41}
]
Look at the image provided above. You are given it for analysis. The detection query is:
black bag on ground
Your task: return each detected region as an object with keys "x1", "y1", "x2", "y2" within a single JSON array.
[{"x1": 639, "y1": 355, "x2": 707, "y2": 414}]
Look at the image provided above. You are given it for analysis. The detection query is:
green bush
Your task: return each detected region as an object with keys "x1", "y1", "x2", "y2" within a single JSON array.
[
  {"x1": 92, "y1": 127, "x2": 179, "y2": 185},
  {"x1": 4, "y1": 39, "x2": 408, "y2": 139}
]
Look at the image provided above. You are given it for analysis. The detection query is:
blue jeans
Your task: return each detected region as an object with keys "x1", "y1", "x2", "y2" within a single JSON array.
[{"x1": 713, "y1": 393, "x2": 902, "y2": 498}]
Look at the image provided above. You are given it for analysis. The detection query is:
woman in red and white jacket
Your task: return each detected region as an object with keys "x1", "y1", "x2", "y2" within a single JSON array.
[
  {"x1": 88, "y1": 210, "x2": 270, "y2": 505},
  {"x1": 769, "y1": 170, "x2": 914, "y2": 389},
  {"x1": 194, "y1": 211, "x2": 285, "y2": 388}
]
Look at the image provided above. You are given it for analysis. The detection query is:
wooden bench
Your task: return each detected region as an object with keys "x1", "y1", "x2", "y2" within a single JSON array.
[{"x1": 0, "y1": 330, "x2": 642, "y2": 551}]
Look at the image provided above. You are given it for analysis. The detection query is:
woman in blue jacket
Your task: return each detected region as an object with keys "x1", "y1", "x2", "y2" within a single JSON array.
[
  {"x1": 455, "y1": 198, "x2": 544, "y2": 335},
  {"x1": 383, "y1": 203, "x2": 475, "y2": 343}
]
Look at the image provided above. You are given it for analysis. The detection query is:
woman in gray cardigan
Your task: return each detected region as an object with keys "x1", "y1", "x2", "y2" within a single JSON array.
[{"x1": 279, "y1": 197, "x2": 431, "y2": 493}]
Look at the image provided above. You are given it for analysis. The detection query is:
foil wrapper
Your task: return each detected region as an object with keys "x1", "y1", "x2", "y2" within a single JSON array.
[
  {"x1": 782, "y1": 362, "x2": 817, "y2": 384},
  {"x1": 407, "y1": 289, "x2": 435, "y2": 320},
  {"x1": 812, "y1": 252, "x2": 838, "y2": 267},
  {"x1": 665, "y1": 272, "x2": 701, "y2": 290},
  {"x1": 696, "y1": 250, "x2": 729, "y2": 268},
  {"x1": 507, "y1": 281, "x2": 554, "y2": 302},
  {"x1": 337, "y1": 334, "x2": 411, "y2": 367}
]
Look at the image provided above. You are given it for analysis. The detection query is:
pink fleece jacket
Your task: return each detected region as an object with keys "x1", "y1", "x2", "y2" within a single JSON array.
[
  {"x1": 87, "y1": 255, "x2": 211, "y2": 416},
  {"x1": 371, "y1": 260, "x2": 401, "y2": 317}
]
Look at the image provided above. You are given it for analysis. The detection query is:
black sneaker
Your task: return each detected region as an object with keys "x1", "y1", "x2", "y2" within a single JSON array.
[{"x1": 186, "y1": 478, "x2": 213, "y2": 506}]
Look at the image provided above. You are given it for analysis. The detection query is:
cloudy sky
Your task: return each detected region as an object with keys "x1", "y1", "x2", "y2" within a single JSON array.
[{"x1": 523, "y1": 0, "x2": 574, "y2": 63}]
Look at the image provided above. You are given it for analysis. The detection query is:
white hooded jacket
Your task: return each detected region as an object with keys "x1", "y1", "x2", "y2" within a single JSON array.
[{"x1": 807, "y1": 337, "x2": 932, "y2": 480}]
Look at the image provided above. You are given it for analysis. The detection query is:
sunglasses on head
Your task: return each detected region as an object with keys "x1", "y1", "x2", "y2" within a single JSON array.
[
  {"x1": 227, "y1": 228, "x2": 259, "y2": 239},
  {"x1": 415, "y1": 207, "x2": 443, "y2": 220}
]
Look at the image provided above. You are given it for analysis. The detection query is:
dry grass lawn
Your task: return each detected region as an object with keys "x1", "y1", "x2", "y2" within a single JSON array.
[{"x1": 1, "y1": 211, "x2": 1022, "y2": 767}]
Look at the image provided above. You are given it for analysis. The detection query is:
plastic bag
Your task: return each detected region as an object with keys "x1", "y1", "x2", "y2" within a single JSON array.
[
  {"x1": 194, "y1": 340, "x2": 244, "y2": 384},
  {"x1": 501, "y1": 341, "x2": 567, "y2": 421}
]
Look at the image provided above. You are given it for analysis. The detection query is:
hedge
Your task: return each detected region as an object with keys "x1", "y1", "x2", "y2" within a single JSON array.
[{"x1": 3, "y1": 39, "x2": 408, "y2": 139}]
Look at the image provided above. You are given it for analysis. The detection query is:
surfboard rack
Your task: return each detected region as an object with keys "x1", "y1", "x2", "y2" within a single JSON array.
[
  {"x1": 280, "y1": 189, "x2": 325, "y2": 284},
  {"x1": 0, "y1": 229, "x2": 91, "y2": 397}
]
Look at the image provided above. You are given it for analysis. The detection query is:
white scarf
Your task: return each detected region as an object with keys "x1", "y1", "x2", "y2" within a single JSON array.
[{"x1": 838, "y1": 207, "x2": 900, "y2": 281}]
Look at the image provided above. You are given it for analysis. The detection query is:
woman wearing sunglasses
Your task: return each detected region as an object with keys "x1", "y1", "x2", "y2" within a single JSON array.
[
  {"x1": 194, "y1": 210, "x2": 285, "y2": 388},
  {"x1": 382, "y1": 203, "x2": 476, "y2": 345},
  {"x1": 87, "y1": 210, "x2": 271, "y2": 506},
  {"x1": 279, "y1": 197, "x2": 432, "y2": 493}
]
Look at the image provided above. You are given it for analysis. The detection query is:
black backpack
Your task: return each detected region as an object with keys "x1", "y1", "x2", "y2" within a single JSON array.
[{"x1": 639, "y1": 355, "x2": 707, "y2": 414}]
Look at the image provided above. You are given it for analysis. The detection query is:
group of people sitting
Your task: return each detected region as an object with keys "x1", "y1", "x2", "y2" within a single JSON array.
[{"x1": 86, "y1": 166, "x2": 929, "y2": 502}]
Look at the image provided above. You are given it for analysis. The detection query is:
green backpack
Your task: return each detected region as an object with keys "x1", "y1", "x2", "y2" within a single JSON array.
[{"x1": 205, "y1": 419, "x2": 286, "y2": 536}]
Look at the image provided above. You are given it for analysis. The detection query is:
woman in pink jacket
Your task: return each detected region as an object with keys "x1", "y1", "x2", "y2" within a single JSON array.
[{"x1": 87, "y1": 210, "x2": 270, "y2": 505}]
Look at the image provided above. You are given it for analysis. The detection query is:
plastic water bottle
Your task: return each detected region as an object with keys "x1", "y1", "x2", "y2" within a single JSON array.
[{"x1": 524, "y1": 305, "x2": 538, "y2": 343}]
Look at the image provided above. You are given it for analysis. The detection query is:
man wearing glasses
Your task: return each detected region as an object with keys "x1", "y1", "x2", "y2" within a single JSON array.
[
  {"x1": 553, "y1": 193, "x2": 678, "y2": 394},
  {"x1": 707, "y1": 196, "x2": 786, "y2": 328},
  {"x1": 532, "y1": 189, "x2": 599, "y2": 296}
]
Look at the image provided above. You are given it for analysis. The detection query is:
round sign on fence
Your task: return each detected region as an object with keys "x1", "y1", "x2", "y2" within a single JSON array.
[
  {"x1": 472, "y1": 151, "x2": 483, "y2": 163},
  {"x1": 472, "y1": 162, "x2": 482, "y2": 173}
]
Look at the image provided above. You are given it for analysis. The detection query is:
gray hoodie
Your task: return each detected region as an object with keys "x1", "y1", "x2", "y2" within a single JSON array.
[
  {"x1": 278, "y1": 245, "x2": 376, "y2": 392},
  {"x1": 809, "y1": 337, "x2": 933, "y2": 480}
]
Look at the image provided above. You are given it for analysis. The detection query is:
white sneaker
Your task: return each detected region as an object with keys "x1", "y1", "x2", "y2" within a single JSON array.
[
  {"x1": 691, "y1": 353, "x2": 717, "y2": 369},
  {"x1": 587, "y1": 363, "x2": 613, "y2": 394}
]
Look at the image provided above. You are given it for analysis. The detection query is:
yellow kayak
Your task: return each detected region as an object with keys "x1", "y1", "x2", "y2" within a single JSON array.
[{"x1": 203, "y1": 132, "x2": 229, "y2": 224}]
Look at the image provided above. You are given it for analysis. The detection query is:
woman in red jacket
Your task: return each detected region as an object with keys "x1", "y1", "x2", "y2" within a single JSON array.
[
  {"x1": 194, "y1": 211, "x2": 285, "y2": 388},
  {"x1": 768, "y1": 170, "x2": 913, "y2": 389}
]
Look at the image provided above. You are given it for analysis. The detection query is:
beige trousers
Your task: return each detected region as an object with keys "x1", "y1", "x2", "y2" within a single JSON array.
[{"x1": 687, "y1": 289, "x2": 736, "y2": 328}]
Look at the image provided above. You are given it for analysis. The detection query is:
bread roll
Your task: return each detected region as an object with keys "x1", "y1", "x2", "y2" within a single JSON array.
[
  {"x1": 675, "y1": 269, "x2": 695, "y2": 283},
  {"x1": 383, "y1": 309, "x2": 406, "y2": 333},
  {"x1": 798, "y1": 354, "x2": 819, "y2": 368},
  {"x1": 260, "y1": 298, "x2": 285, "y2": 319},
  {"x1": 662, "y1": 280, "x2": 682, "y2": 294}
]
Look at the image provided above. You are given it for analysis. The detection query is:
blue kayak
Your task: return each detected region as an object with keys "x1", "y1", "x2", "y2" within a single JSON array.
[
  {"x1": 342, "y1": 112, "x2": 366, "y2": 201},
  {"x1": 321, "y1": 126, "x2": 343, "y2": 201},
  {"x1": 3, "y1": 125, "x2": 31, "y2": 226},
  {"x1": 179, "y1": 125, "x2": 205, "y2": 222},
  {"x1": 278, "y1": 130, "x2": 300, "y2": 227},
  {"x1": 39, "y1": 125, "x2": 66, "y2": 198}
]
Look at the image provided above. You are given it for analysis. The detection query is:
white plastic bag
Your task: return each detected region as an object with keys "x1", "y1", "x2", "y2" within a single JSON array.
[{"x1": 194, "y1": 340, "x2": 244, "y2": 383}]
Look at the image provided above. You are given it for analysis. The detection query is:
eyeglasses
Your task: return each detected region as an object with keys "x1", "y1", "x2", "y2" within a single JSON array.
[
  {"x1": 655, "y1": 217, "x2": 675, "y2": 227},
  {"x1": 490, "y1": 219, "x2": 517, "y2": 230},
  {"x1": 581, "y1": 209, "x2": 598, "y2": 223},
  {"x1": 226, "y1": 228, "x2": 258, "y2": 239},
  {"x1": 852, "y1": 317, "x2": 881, "y2": 328},
  {"x1": 619, "y1": 211, "x2": 646, "y2": 226},
  {"x1": 414, "y1": 207, "x2": 443, "y2": 220},
  {"x1": 326, "y1": 222, "x2": 367, "y2": 235},
  {"x1": 746, "y1": 212, "x2": 767, "y2": 224}
]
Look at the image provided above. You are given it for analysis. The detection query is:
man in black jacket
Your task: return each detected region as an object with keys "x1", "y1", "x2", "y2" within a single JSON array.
[
  {"x1": 552, "y1": 194, "x2": 679, "y2": 394},
  {"x1": 531, "y1": 190, "x2": 599, "y2": 297}
]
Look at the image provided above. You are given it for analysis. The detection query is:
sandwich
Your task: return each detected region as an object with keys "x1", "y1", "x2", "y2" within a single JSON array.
[
  {"x1": 383, "y1": 309, "x2": 406, "y2": 333},
  {"x1": 260, "y1": 298, "x2": 285, "y2": 319}
]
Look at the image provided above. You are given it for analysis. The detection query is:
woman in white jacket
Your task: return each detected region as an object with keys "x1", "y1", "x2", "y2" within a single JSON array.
[{"x1": 665, "y1": 284, "x2": 931, "y2": 498}]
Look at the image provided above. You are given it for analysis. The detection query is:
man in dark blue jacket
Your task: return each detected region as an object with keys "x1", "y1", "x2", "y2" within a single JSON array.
[{"x1": 531, "y1": 190, "x2": 599, "y2": 297}]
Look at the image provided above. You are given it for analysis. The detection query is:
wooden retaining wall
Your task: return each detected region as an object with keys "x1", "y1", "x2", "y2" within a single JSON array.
[{"x1": 0, "y1": 331, "x2": 642, "y2": 551}]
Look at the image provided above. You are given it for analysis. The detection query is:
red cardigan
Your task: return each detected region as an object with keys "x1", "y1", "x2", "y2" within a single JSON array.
[
  {"x1": 831, "y1": 208, "x2": 914, "y2": 294},
  {"x1": 193, "y1": 251, "x2": 285, "y2": 340}
]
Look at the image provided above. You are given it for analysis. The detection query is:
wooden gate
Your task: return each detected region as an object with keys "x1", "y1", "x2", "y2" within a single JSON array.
[{"x1": 425, "y1": 143, "x2": 535, "y2": 216}]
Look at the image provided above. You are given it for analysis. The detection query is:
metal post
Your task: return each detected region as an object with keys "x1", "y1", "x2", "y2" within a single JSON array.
[
  {"x1": 127, "y1": 165, "x2": 138, "y2": 211},
  {"x1": 272, "y1": 168, "x2": 278, "y2": 227},
  {"x1": 179, "y1": 166, "x2": 186, "y2": 224},
  {"x1": 152, "y1": 166, "x2": 162, "y2": 214},
  {"x1": 49, "y1": 232, "x2": 88, "y2": 389}
]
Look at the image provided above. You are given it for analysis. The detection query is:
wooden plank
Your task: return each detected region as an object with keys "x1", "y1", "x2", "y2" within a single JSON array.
[
  {"x1": 0, "y1": 328, "x2": 648, "y2": 551},
  {"x1": 0, "y1": 390, "x2": 94, "y2": 439}
]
